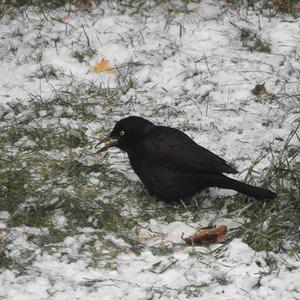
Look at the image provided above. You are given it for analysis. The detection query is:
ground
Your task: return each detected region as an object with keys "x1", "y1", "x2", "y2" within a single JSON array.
[{"x1": 0, "y1": 0, "x2": 299, "y2": 299}]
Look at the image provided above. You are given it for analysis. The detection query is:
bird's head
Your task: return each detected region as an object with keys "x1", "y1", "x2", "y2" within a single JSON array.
[{"x1": 97, "y1": 116, "x2": 155, "y2": 152}]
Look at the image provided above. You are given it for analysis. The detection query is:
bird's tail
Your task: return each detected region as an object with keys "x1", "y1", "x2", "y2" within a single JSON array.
[{"x1": 214, "y1": 175, "x2": 277, "y2": 199}]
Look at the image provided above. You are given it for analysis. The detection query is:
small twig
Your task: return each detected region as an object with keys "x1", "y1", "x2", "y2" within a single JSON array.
[
  {"x1": 204, "y1": 55, "x2": 212, "y2": 77},
  {"x1": 81, "y1": 25, "x2": 93, "y2": 53}
]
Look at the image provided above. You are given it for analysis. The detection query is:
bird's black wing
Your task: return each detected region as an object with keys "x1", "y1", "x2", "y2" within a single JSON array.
[{"x1": 141, "y1": 126, "x2": 238, "y2": 174}]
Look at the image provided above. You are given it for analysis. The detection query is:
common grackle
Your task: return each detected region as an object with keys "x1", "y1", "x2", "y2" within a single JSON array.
[{"x1": 97, "y1": 116, "x2": 276, "y2": 203}]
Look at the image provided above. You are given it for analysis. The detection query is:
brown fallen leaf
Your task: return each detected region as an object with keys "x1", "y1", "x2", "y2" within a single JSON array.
[
  {"x1": 133, "y1": 226, "x2": 165, "y2": 242},
  {"x1": 21, "y1": 233, "x2": 28, "y2": 241},
  {"x1": 58, "y1": 15, "x2": 68, "y2": 23},
  {"x1": 74, "y1": 0, "x2": 94, "y2": 9},
  {"x1": 92, "y1": 59, "x2": 113, "y2": 73},
  {"x1": 84, "y1": 0, "x2": 94, "y2": 5},
  {"x1": 0, "y1": 230, "x2": 6, "y2": 241},
  {"x1": 251, "y1": 83, "x2": 273, "y2": 96},
  {"x1": 181, "y1": 225, "x2": 227, "y2": 245},
  {"x1": 271, "y1": 0, "x2": 300, "y2": 12}
]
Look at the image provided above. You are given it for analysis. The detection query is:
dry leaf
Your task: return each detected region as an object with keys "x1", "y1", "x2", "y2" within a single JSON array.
[
  {"x1": 21, "y1": 233, "x2": 28, "y2": 241},
  {"x1": 58, "y1": 15, "x2": 68, "y2": 23},
  {"x1": 93, "y1": 59, "x2": 113, "y2": 73},
  {"x1": 251, "y1": 83, "x2": 273, "y2": 96},
  {"x1": 181, "y1": 225, "x2": 227, "y2": 245},
  {"x1": 133, "y1": 226, "x2": 165, "y2": 242},
  {"x1": 0, "y1": 230, "x2": 6, "y2": 241},
  {"x1": 74, "y1": 0, "x2": 94, "y2": 9},
  {"x1": 84, "y1": 0, "x2": 94, "y2": 5}
]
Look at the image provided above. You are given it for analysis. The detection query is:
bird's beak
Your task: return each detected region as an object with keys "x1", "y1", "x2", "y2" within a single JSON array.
[{"x1": 96, "y1": 136, "x2": 119, "y2": 153}]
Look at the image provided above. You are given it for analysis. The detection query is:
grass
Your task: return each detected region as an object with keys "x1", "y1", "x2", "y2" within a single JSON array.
[
  {"x1": 0, "y1": 78, "x2": 188, "y2": 270},
  {"x1": 225, "y1": 124, "x2": 300, "y2": 254},
  {"x1": 221, "y1": 0, "x2": 300, "y2": 15},
  {"x1": 0, "y1": 0, "x2": 99, "y2": 12},
  {"x1": 230, "y1": 22, "x2": 271, "y2": 53},
  {"x1": 0, "y1": 0, "x2": 193, "y2": 17},
  {"x1": 0, "y1": 76, "x2": 299, "y2": 273},
  {"x1": 2, "y1": 0, "x2": 298, "y2": 18}
]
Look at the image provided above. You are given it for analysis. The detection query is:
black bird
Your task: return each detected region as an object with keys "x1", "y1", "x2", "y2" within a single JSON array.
[{"x1": 97, "y1": 116, "x2": 276, "y2": 203}]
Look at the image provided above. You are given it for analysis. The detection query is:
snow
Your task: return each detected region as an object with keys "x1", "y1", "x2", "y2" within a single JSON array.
[
  {"x1": 1, "y1": 226, "x2": 299, "y2": 300},
  {"x1": 0, "y1": 1, "x2": 300, "y2": 299}
]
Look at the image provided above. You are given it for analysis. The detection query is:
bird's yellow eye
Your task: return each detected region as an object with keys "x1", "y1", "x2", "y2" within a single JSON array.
[{"x1": 119, "y1": 130, "x2": 125, "y2": 136}]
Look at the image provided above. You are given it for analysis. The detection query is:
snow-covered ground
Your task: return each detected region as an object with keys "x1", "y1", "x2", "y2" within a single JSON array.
[{"x1": 0, "y1": 1, "x2": 299, "y2": 299}]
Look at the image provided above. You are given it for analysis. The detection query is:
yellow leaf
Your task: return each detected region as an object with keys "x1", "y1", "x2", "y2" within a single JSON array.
[
  {"x1": 93, "y1": 59, "x2": 113, "y2": 73},
  {"x1": 84, "y1": 0, "x2": 94, "y2": 5}
]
